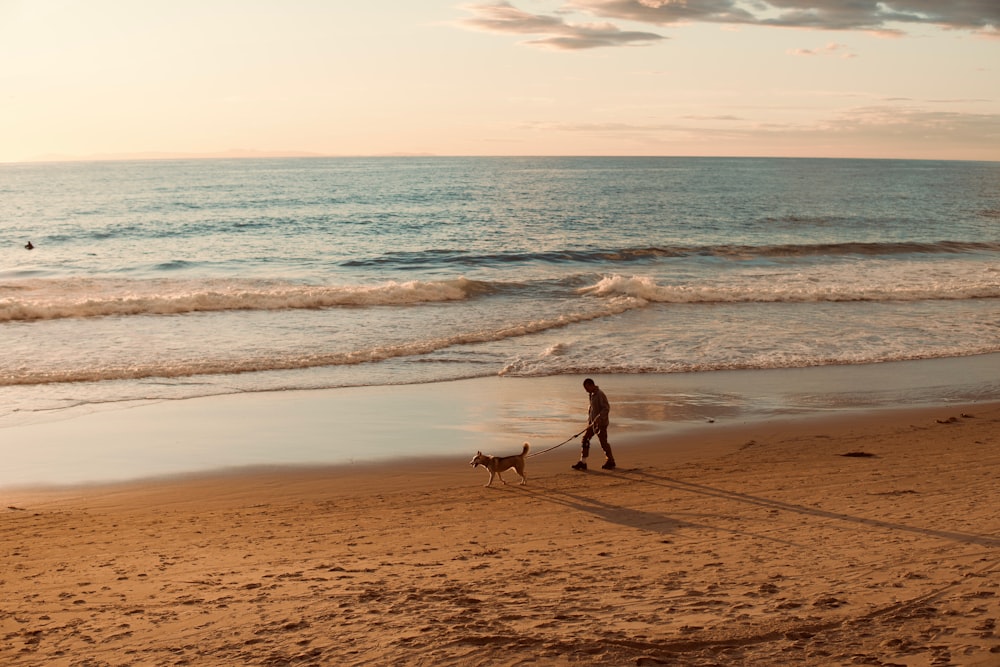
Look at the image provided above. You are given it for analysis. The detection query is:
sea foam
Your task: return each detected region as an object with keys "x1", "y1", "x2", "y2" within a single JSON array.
[{"x1": 0, "y1": 277, "x2": 487, "y2": 322}]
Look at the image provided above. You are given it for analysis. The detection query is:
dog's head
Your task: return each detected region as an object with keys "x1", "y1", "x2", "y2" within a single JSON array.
[{"x1": 470, "y1": 451, "x2": 489, "y2": 468}]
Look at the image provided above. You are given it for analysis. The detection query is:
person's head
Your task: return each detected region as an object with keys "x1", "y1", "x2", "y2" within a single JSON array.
[{"x1": 583, "y1": 378, "x2": 596, "y2": 393}]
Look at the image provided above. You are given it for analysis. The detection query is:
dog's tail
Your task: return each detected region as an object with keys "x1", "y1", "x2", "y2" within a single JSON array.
[{"x1": 522, "y1": 442, "x2": 530, "y2": 455}]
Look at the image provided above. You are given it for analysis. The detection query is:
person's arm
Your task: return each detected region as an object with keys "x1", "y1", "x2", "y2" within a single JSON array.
[{"x1": 596, "y1": 391, "x2": 610, "y2": 424}]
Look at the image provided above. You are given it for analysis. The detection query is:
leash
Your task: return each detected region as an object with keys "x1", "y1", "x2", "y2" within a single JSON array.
[{"x1": 527, "y1": 423, "x2": 593, "y2": 458}]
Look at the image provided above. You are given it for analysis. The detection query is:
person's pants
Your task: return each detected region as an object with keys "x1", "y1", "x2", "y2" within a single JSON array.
[{"x1": 582, "y1": 422, "x2": 612, "y2": 459}]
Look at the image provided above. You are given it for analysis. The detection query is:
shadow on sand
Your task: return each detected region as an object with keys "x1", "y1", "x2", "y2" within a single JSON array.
[{"x1": 513, "y1": 467, "x2": 1000, "y2": 549}]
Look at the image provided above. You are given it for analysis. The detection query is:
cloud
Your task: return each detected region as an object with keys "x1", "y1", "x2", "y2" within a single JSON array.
[
  {"x1": 683, "y1": 114, "x2": 745, "y2": 121},
  {"x1": 825, "y1": 105, "x2": 1000, "y2": 141},
  {"x1": 458, "y1": 1, "x2": 665, "y2": 49},
  {"x1": 571, "y1": 0, "x2": 1000, "y2": 35},
  {"x1": 788, "y1": 42, "x2": 857, "y2": 58},
  {"x1": 458, "y1": 1, "x2": 998, "y2": 51},
  {"x1": 515, "y1": 103, "x2": 1000, "y2": 158}
]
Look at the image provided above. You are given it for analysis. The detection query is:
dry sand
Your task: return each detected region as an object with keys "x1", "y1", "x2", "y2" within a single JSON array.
[{"x1": 2, "y1": 401, "x2": 999, "y2": 666}]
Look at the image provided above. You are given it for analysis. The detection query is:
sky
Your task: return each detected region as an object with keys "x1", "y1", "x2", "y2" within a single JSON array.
[{"x1": 1, "y1": 0, "x2": 998, "y2": 163}]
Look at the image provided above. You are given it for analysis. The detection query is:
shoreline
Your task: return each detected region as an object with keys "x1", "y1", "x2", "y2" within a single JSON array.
[
  {"x1": 7, "y1": 397, "x2": 996, "y2": 499},
  {"x1": 2, "y1": 353, "x2": 997, "y2": 490},
  {"x1": 2, "y1": 399, "x2": 998, "y2": 665}
]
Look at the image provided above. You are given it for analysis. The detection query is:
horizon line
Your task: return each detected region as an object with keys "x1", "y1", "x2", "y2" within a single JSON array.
[{"x1": 3, "y1": 149, "x2": 997, "y2": 166}]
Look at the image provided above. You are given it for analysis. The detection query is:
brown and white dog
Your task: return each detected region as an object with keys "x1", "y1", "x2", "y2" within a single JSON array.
[{"x1": 470, "y1": 442, "x2": 529, "y2": 487}]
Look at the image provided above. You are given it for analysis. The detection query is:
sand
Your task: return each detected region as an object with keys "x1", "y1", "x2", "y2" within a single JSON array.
[{"x1": 2, "y1": 397, "x2": 999, "y2": 666}]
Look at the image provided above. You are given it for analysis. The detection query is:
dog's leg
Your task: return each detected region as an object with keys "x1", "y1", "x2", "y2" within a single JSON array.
[
  {"x1": 497, "y1": 472, "x2": 507, "y2": 485},
  {"x1": 517, "y1": 464, "x2": 527, "y2": 485},
  {"x1": 486, "y1": 471, "x2": 495, "y2": 487}
]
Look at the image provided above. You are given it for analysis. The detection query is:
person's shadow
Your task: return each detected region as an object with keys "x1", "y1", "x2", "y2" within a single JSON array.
[
  {"x1": 519, "y1": 468, "x2": 1000, "y2": 548},
  {"x1": 639, "y1": 469, "x2": 999, "y2": 547},
  {"x1": 521, "y1": 479, "x2": 802, "y2": 546}
]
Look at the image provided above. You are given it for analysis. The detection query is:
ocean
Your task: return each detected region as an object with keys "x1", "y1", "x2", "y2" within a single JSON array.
[{"x1": 1, "y1": 156, "x2": 998, "y2": 447}]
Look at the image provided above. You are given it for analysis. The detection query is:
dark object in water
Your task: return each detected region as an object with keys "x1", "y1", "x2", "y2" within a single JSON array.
[{"x1": 840, "y1": 451, "x2": 876, "y2": 458}]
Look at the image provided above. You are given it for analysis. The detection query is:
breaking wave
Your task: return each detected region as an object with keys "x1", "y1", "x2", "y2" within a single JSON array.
[
  {"x1": 0, "y1": 277, "x2": 492, "y2": 322},
  {"x1": 579, "y1": 271, "x2": 1000, "y2": 304},
  {"x1": 0, "y1": 298, "x2": 644, "y2": 386}
]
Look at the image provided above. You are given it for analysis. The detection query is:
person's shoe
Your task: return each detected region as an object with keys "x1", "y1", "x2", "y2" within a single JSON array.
[
  {"x1": 572, "y1": 461, "x2": 588, "y2": 471},
  {"x1": 601, "y1": 459, "x2": 616, "y2": 470}
]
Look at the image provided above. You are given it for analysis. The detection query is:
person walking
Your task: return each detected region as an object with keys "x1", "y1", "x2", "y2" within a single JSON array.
[{"x1": 573, "y1": 378, "x2": 616, "y2": 471}]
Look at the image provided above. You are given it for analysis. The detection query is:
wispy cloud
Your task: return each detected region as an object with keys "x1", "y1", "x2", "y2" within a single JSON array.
[
  {"x1": 516, "y1": 104, "x2": 1000, "y2": 158},
  {"x1": 788, "y1": 42, "x2": 857, "y2": 58},
  {"x1": 458, "y1": 2, "x2": 665, "y2": 50},
  {"x1": 824, "y1": 105, "x2": 1000, "y2": 141},
  {"x1": 458, "y1": 1, "x2": 999, "y2": 50}
]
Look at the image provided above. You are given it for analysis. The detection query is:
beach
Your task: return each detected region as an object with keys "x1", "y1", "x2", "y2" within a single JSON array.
[
  {"x1": 1, "y1": 157, "x2": 998, "y2": 665},
  {"x1": 2, "y1": 377, "x2": 998, "y2": 666}
]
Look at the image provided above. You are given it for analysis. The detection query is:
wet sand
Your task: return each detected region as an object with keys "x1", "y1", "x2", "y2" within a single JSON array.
[{"x1": 3, "y1": 353, "x2": 997, "y2": 489}]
